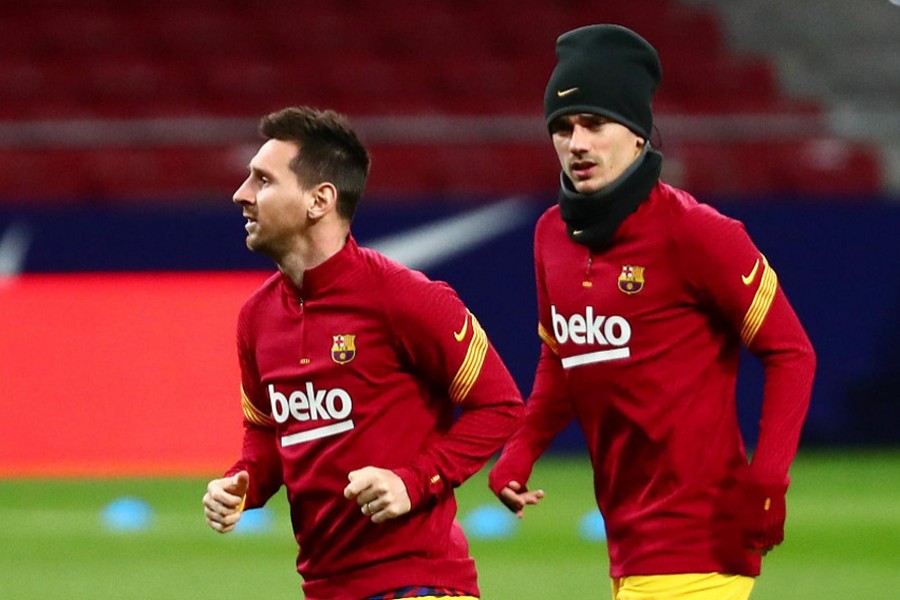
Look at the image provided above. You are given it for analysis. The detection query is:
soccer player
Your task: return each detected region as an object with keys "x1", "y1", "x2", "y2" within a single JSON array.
[
  {"x1": 488, "y1": 25, "x2": 816, "y2": 599},
  {"x1": 202, "y1": 106, "x2": 524, "y2": 600}
]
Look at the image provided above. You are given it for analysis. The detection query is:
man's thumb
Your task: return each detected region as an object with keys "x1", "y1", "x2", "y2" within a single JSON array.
[{"x1": 231, "y1": 471, "x2": 250, "y2": 497}]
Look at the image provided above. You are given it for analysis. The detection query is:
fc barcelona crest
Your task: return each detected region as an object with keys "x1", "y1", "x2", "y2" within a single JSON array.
[
  {"x1": 331, "y1": 334, "x2": 357, "y2": 365},
  {"x1": 618, "y1": 265, "x2": 645, "y2": 295}
]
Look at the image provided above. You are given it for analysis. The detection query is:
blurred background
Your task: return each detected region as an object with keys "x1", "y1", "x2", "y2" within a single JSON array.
[{"x1": 1, "y1": 1, "x2": 899, "y2": 598}]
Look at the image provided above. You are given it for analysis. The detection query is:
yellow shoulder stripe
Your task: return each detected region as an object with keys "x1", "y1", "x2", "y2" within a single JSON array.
[
  {"x1": 241, "y1": 385, "x2": 275, "y2": 428},
  {"x1": 449, "y1": 313, "x2": 488, "y2": 404},
  {"x1": 538, "y1": 322, "x2": 559, "y2": 355},
  {"x1": 740, "y1": 255, "x2": 778, "y2": 346}
]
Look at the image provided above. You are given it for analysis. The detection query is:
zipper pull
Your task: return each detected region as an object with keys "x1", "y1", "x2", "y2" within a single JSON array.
[{"x1": 583, "y1": 255, "x2": 594, "y2": 288}]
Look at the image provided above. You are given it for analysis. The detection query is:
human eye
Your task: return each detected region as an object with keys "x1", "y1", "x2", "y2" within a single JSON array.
[
  {"x1": 585, "y1": 116, "x2": 607, "y2": 130},
  {"x1": 250, "y1": 168, "x2": 273, "y2": 187}
]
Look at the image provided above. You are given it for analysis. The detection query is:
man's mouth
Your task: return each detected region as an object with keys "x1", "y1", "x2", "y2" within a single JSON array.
[{"x1": 570, "y1": 160, "x2": 596, "y2": 179}]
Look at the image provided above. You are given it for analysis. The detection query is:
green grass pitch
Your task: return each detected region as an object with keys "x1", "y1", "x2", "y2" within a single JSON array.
[{"x1": 1, "y1": 450, "x2": 899, "y2": 599}]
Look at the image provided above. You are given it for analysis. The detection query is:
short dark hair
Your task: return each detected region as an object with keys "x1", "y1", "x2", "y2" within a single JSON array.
[{"x1": 259, "y1": 106, "x2": 370, "y2": 222}]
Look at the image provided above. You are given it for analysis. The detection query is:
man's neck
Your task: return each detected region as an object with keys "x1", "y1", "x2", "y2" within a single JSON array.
[{"x1": 276, "y1": 225, "x2": 349, "y2": 289}]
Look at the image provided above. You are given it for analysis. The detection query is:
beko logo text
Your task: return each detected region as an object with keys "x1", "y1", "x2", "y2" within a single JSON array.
[
  {"x1": 551, "y1": 305, "x2": 631, "y2": 346},
  {"x1": 551, "y1": 306, "x2": 632, "y2": 368},
  {"x1": 268, "y1": 383, "x2": 355, "y2": 446},
  {"x1": 269, "y1": 383, "x2": 352, "y2": 422}
]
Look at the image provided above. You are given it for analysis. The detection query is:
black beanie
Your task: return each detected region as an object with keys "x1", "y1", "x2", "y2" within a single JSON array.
[{"x1": 544, "y1": 24, "x2": 661, "y2": 139}]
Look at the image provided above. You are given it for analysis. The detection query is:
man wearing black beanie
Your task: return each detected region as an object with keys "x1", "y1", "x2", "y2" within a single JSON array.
[{"x1": 490, "y1": 24, "x2": 816, "y2": 599}]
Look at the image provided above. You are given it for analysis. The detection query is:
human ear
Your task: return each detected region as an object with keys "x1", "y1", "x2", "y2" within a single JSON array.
[{"x1": 306, "y1": 182, "x2": 338, "y2": 220}]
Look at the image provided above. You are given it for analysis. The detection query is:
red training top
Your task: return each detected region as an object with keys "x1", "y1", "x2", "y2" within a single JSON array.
[
  {"x1": 229, "y1": 236, "x2": 524, "y2": 600},
  {"x1": 491, "y1": 181, "x2": 815, "y2": 578}
]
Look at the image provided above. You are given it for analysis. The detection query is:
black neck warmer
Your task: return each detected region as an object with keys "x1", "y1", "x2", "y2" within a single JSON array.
[{"x1": 558, "y1": 145, "x2": 663, "y2": 250}]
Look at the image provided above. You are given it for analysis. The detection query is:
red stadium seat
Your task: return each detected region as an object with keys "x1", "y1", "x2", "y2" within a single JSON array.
[
  {"x1": 0, "y1": 0, "x2": 884, "y2": 199},
  {"x1": 670, "y1": 139, "x2": 882, "y2": 197},
  {"x1": 366, "y1": 142, "x2": 559, "y2": 197}
]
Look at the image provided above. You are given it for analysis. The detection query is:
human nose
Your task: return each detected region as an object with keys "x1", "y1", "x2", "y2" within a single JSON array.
[
  {"x1": 232, "y1": 178, "x2": 253, "y2": 205},
  {"x1": 569, "y1": 124, "x2": 591, "y2": 153}
]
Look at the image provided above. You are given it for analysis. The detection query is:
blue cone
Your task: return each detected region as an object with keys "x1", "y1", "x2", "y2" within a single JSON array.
[
  {"x1": 234, "y1": 507, "x2": 273, "y2": 534},
  {"x1": 101, "y1": 497, "x2": 154, "y2": 532},
  {"x1": 462, "y1": 504, "x2": 517, "y2": 540},
  {"x1": 578, "y1": 509, "x2": 607, "y2": 542}
]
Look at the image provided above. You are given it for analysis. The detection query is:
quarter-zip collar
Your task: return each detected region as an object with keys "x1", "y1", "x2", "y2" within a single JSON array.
[{"x1": 280, "y1": 234, "x2": 358, "y2": 302}]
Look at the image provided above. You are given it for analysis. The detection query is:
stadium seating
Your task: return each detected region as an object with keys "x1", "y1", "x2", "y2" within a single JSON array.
[
  {"x1": 0, "y1": 0, "x2": 885, "y2": 200},
  {"x1": 683, "y1": 0, "x2": 899, "y2": 194}
]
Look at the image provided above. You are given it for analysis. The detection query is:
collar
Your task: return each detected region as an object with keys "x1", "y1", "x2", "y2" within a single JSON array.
[{"x1": 280, "y1": 234, "x2": 358, "y2": 300}]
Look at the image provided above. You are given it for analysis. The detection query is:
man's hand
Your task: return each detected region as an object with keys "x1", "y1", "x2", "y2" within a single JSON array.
[
  {"x1": 497, "y1": 480, "x2": 545, "y2": 518},
  {"x1": 343, "y1": 466, "x2": 412, "y2": 524},
  {"x1": 203, "y1": 471, "x2": 249, "y2": 534},
  {"x1": 740, "y1": 476, "x2": 789, "y2": 555}
]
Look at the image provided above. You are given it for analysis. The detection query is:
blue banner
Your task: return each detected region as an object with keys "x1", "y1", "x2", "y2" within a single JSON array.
[{"x1": 3, "y1": 195, "x2": 898, "y2": 447}]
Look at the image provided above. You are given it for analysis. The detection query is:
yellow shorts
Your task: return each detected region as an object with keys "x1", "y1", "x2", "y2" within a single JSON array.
[{"x1": 611, "y1": 573, "x2": 754, "y2": 600}]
